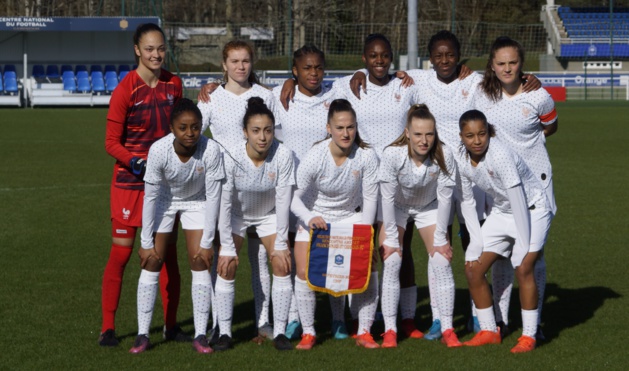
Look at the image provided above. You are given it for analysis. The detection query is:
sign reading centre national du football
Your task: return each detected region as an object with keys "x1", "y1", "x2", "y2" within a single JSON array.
[{"x1": 0, "y1": 17, "x2": 159, "y2": 32}]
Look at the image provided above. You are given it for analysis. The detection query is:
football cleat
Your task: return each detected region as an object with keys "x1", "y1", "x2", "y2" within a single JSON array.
[
  {"x1": 356, "y1": 332, "x2": 380, "y2": 349},
  {"x1": 192, "y1": 335, "x2": 213, "y2": 354},
  {"x1": 401, "y1": 318, "x2": 424, "y2": 339},
  {"x1": 129, "y1": 335, "x2": 150, "y2": 354},
  {"x1": 381, "y1": 330, "x2": 397, "y2": 348},
  {"x1": 424, "y1": 319, "x2": 442, "y2": 340},
  {"x1": 98, "y1": 329, "x2": 119, "y2": 347},
  {"x1": 285, "y1": 320, "x2": 303, "y2": 340},
  {"x1": 273, "y1": 334, "x2": 293, "y2": 351},
  {"x1": 511, "y1": 335, "x2": 536, "y2": 354},
  {"x1": 463, "y1": 330, "x2": 501, "y2": 347},
  {"x1": 296, "y1": 334, "x2": 316, "y2": 350},
  {"x1": 213, "y1": 334, "x2": 233, "y2": 351},
  {"x1": 332, "y1": 320, "x2": 349, "y2": 340},
  {"x1": 441, "y1": 329, "x2": 463, "y2": 348},
  {"x1": 163, "y1": 325, "x2": 192, "y2": 342}
]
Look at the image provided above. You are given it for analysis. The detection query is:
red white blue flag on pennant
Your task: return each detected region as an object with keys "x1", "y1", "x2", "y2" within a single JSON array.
[{"x1": 307, "y1": 223, "x2": 374, "y2": 297}]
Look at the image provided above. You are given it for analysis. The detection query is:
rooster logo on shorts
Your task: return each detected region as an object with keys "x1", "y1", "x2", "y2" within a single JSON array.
[{"x1": 122, "y1": 208, "x2": 131, "y2": 220}]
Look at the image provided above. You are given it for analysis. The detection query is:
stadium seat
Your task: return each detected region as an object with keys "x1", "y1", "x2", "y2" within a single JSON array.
[
  {"x1": 77, "y1": 77, "x2": 91, "y2": 93},
  {"x1": 63, "y1": 78, "x2": 77, "y2": 92},
  {"x1": 62, "y1": 70, "x2": 75, "y2": 82},
  {"x1": 4, "y1": 70, "x2": 17, "y2": 80},
  {"x1": 75, "y1": 64, "x2": 87, "y2": 73},
  {"x1": 104, "y1": 65, "x2": 117, "y2": 73},
  {"x1": 106, "y1": 77, "x2": 118, "y2": 93},
  {"x1": 32, "y1": 64, "x2": 45, "y2": 78},
  {"x1": 92, "y1": 76, "x2": 106, "y2": 94},
  {"x1": 4, "y1": 64, "x2": 16, "y2": 72},
  {"x1": 104, "y1": 70, "x2": 118, "y2": 81},
  {"x1": 0, "y1": 73, "x2": 3, "y2": 91},
  {"x1": 119, "y1": 70, "x2": 130, "y2": 81},
  {"x1": 76, "y1": 70, "x2": 89, "y2": 80},
  {"x1": 4, "y1": 76, "x2": 18, "y2": 95},
  {"x1": 46, "y1": 65, "x2": 60, "y2": 79},
  {"x1": 90, "y1": 65, "x2": 102, "y2": 74},
  {"x1": 119, "y1": 64, "x2": 131, "y2": 73},
  {"x1": 61, "y1": 64, "x2": 73, "y2": 74},
  {"x1": 91, "y1": 71, "x2": 104, "y2": 81}
]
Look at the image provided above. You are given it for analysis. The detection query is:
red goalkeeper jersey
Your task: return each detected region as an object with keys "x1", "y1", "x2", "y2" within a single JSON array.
[{"x1": 105, "y1": 69, "x2": 182, "y2": 190}]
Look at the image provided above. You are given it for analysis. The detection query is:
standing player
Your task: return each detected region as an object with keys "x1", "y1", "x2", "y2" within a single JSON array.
[
  {"x1": 473, "y1": 36, "x2": 558, "y2": 339},
  {"x1": 378, "y1": 104, "x2": 481, "y2": 348},
  {"x1": 215, "y1": 97, "x2": 295, "y2": 351},
  {"x1": 129, "y1": 99, "x2": 224, "y2": 354},
  {"x1": 291, "y1": 99, "x2": 379, "y2": 350},
  {"x1": 455, "y1": 110, "x2": 551, "y2": 353},
  {"x1": 100, "y1": 23, "x2": 184, "y2": 346},
  {"x1": 197, "y1": 40, "x2": 277, "y2": 340}
]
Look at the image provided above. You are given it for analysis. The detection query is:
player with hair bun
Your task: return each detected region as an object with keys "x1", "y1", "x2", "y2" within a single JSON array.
[
  {"x1": 129, "y1": 98, "x2": 224, "y2": 354},
  {"x1": 378, "y1": 104, "x2": 481, "y2": 348},
  {"x1": 100, "y1": 22, "x2": 185, "y2": 347},
  {"x1": 197, "y1": 40, "x2": 278, "y2": 341},
  {"x1": 455, "y1": 110, "x2": 552, "y2": 353},
  {"x1": 474, "y1": 36, "x2": 558, "y2": 340},
  {"x1": 214, "y1": 97, "x2": 296, "y2": 351},
  {"x1": 291, "y1": 99, "x2": 379, "y2": 350}
]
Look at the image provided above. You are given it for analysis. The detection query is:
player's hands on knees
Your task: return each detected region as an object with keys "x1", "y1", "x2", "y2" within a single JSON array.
[
  {"x1": 457, "y1": 64, "x2": 473, "y2": 80},
  {"x1": 308, "y1": 216, "x2": 327, "y2": 230},
  {"x1": 380, "y1": 244, "x2": 402, "y2": 261},
  {"x1": 350, "y1": 71, "x2": 367, "y2": 99},
  {"x1": 193, "y1": 247, "x2": 213, "y2": 269},
  {"x1": 139, "y1": 247, "x2": 162, "y2": 269},
  {"x1": 197, "y1": 82, "x2": 220, "y2": 103},
  {"x1": 432, "y1": 244, "x2": 453, "y2": 262},
  {"x1": 271, "y1": 249, "x2": 292, "y2": 275},
  {"x1": 522, "y1": 73, "x2": 542, "y2": 92},
  {"x1": 218, "y1": 255, "x2": 239, "y2": 278},
  {"x1": 280, "y1": 79, "x2": 297, "y2": 110},
  {"x1": 395, "y1": 71, "x2": 415, "y2": 88}
]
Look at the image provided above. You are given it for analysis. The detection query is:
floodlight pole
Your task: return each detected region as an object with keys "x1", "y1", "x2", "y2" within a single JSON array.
[
  {"x1": 451, "y1": 0, "x2": 456, "y2": 32},
  {"x1": 610, "y1": 0, "x2": 614, "y2": 100},
  {"x1": 408, "y1": 0, "x2": 418, "y2": 69}
]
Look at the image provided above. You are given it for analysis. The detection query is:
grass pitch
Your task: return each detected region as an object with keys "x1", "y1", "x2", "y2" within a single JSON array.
[{"x1": 0, "y1": 101, "x2": 627, "y2": 370}]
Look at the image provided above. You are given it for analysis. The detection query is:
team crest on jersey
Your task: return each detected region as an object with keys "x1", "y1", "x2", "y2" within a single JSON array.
[
  {"x1": 487, "y1": 170, "x2": 495, "y2": 177},
  {"x1": 122, "y1": 208, "x2": 131, "y2": 220},
  {"x1": 522, "y1": 107, "x2": 531, "y2": 117},
  {"x1": 334, "y1": 254, "x2": 344, "y2": 266},
  {"x1": 196, "y1": 166, "x2": 204, "y2": 174},
  {"x1": 167, "y1": 94, "x2": 174, "y2": 105},
  {"x1": 429, "y1": 170, "x2": 438, "y2": 178},
  {"x1": 323, "y1": 101, "x2": 331, "y2": 110},
  {"x1": 352, "y1": 170, "x2": 360, "y2": 178},
  {"x1": 394, "y1": 93, "x2": 401, "y2": 102},
  {"x1": 268, "y1": 172, "x2": 277, "y2": 182},
  {"x1": 462, "y1": 89, "x2": 469, "y2": 99}
]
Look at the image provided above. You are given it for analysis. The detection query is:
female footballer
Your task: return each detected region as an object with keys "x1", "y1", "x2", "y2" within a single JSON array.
[{"x1": 100, "y1": 22, "x2": 184, "y2": 346}]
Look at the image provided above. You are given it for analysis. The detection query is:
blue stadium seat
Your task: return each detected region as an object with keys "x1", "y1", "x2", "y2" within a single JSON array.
[
  {"x1": 0, "y1": 73, "x2": 3, "y2": 90},
  {"x1": 4, "y1": 64, "x2": 16, "y2": 72},
  {"x1": 4, "y1": 76, "x2": 18, "y2": 95},
  {"x1": 90, "y1": 65, "x2": 102, "y2": 74},
  {"x1": 92, "y1": 76, "x2": 106, "y2": 94},
  {"x1": 62, "y1": 70, "x2": 75, "y2": 82},
  {"x1": 32, "y1": 64, "x2": 45, "y2": 78},
  {"x1": 119, "y1": 70, "x2": 130, "y2": 81},
  {"x1": 119, "y1": 64, "x2": 130, "y2": 73},
  {"x1": 75, "y1": 64, "x2": 87, "y2": 73},
  {"x1": 91, "y1": 71, "x2": 104, "y2": 83},
  {"x1": 61, "y1": 64, "x2": 73, "y2": 74},
  {"x1": 4, "y1": 70, "x2": 16, "y2": 80},
  {"x1": 104, "y1": 65, "x2": 116, "y2": 73},
  {"x1": 46, "y1": 65, "x2": 60, "y2": 79},
  {"x1": 104, "y1": 70, "x2": 118, "y2": 81},
  {"x1": 106, "y1": 77, "x2": 118, "y2": 93},
  {"x1": 77, "y1": 77, "x2": 92, "y2": 93},
  {"x1": 63, "y1": 78, "x2": 77, "y2": 92},
  {"x1": 76, "y1": 70, "x2": 89, "y2": 80}
]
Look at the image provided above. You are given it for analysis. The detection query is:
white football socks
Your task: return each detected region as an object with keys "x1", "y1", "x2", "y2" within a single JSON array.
[
  {"x1": 215, "y1": 276, "x2": 235, "y2": 337},
  {"x1": 294, "y1": 277, "x2": 316, "y2": 336},
  {"x1": 352, "y1": 271, "x2": 379, "y2": 335},
  {"x1": 137, "y1": 269, "x2": 160, "y2": 336},
  {"x1": 427, "y1": 263, "x2": 441, "y2": 321},
  {"x1": 191, "y1": 270, "x2": 212, "y2": 338},
  {"x1": 381, "y1": 254, "x2": 401, "y2": 332},
  {"x1": 476, "y1": 306, "x2": 497, "y2": 332},
  {"x1": 429, "y1": 253, "x2": 455, "y2": 331},
  {"x1": 272, "y1": 275, "x2": 292, "y2": 338},
  {"x1": 522, "y1": 309, "x2": 538, "y2": 338}
]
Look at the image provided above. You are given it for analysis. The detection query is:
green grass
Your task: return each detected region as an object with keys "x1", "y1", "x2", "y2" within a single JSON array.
[{"x1": 0, "y1": 102, "x2": 627, "y2": 369}]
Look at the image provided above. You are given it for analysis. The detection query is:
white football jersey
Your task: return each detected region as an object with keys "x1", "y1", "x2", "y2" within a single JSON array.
[
  {"x1": 223, "y1": 139, "x2": 295, "y2": 219},
  {"x1": 295, "y1": 138, "x2": 379, "y2": 222},
  {"x1": 144, "y1": 134, "x2": 224, "y2": 211},
  {"x1": 272, "y1": 84, "x2": 336, "y2": 164},
  {"x1": 378, "y1": 144, "x2": 456, "y2": 213},
  {"x1": 198, "y1": 83, "x2": 276, "y2": 153},
  {"x1": 453, "y1": 138, "x2": 546, "y2": 214},
  {"x1": 408, "y1": 69, "x2": 483, "y2": 148},
  {"x1": 472, "y1": 87, "x2": 557, "y2": 189},
  {"x1": 333, "y1": 75, "x2": 420, "y2": 159}
]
